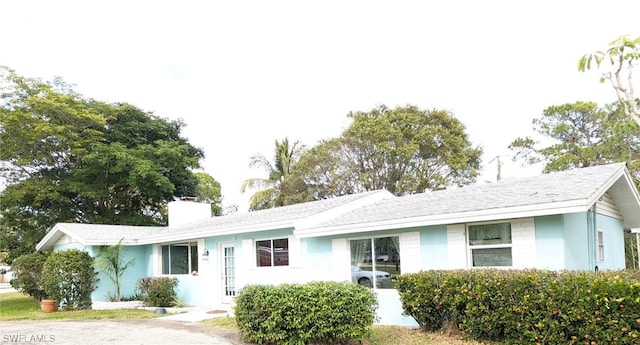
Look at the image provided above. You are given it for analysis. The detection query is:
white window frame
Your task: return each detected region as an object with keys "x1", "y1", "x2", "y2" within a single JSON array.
[
  {"x1": 597, "y1": 229, "x2": 605, "y2": 262},
  {"x1": 161, "y1": 241, "x2": 199, "y2": 275},
  {"x1": 255, "y1": 238, "x2": 289, "y2": 267},
  {"x1": 467, "y1": 221, "x2": 513, "y2": 268}
]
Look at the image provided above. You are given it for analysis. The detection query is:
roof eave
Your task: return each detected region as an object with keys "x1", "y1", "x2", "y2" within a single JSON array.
[{"x1": 138, "y1": 220, "x2": 298, "y2": 244}]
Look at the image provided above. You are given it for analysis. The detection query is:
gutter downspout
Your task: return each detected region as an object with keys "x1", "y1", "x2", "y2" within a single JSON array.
[
  {"x1": 588, "y1": 204, "x2": 598, "y2": 271},
  {"x1": 637, "y1": 232, "x2": 640, "y2": 270}
]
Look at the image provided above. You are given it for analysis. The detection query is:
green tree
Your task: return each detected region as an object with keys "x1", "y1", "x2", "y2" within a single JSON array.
[
  {"x1": 509, "y1": 101, "x2": 640, "y2": 174},
  {"x1": 579, "y1": 35, "x2": 640, "y2": 126},
  {"x1": 95, "y1": 239, "x2": 136, "y2": 302},
  {"x1": 194, "y1": 172, "x2": 223, "y2": 216},
  {"x1": 295, "y1": 105, "x2": 482, "y2": 198},
  {"x1": 241, "y1": 138, "x2": 309, "y2": 211},
  {"x1": 0, "y1": 67, "x2": 203, "y2": 263}
]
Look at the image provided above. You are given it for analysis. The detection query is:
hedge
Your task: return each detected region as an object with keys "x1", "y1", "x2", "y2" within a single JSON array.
[
  {"x1": 41, "y1": 249, "x2": 97, "y2": 310},
  {"x1": 235, "y1": 281, "x2": 378, "y2": 345},
  {"x1": 396, "y1": 269, "x2": 640, "y2": 344}
]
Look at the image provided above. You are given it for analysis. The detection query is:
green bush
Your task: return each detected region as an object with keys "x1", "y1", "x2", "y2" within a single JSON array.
[
  {"x1": 9, "y1": 251, "x2": 49, "y2": 301},
  {"x1": 136, "y1": 277, "x2": 178, "y2": 307},
  {"x1": 397, "y1": 269, "x2": 640, "y2": 344},
  {"x1": 235, "y1": 281, "x2": 378, "y2": 345},
  {"x1": 41, "y1": 249, "x2": 97, "y2": 310}
]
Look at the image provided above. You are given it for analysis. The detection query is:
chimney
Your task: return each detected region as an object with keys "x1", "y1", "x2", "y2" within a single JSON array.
[{"x1": 167, "y1": 200, "x2": 211, "y2": 228}]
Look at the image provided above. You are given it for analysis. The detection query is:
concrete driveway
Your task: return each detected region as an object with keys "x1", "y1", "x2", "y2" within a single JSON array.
[{"x1": 0, "y1": 319, "x2": 243, "y2": 345}]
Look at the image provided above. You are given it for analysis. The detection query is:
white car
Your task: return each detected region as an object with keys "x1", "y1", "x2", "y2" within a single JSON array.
[{"x1": 351, "y1": 266, "x2": 390, "y2": 288}]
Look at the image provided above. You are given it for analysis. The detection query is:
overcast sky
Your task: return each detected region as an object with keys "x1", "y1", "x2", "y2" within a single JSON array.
[{"x1": 2, "y1": 0, "x2": 639, "y2": 211}]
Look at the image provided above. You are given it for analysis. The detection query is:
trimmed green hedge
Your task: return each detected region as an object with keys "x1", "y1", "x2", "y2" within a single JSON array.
[
  {"x1": 397, "y1": 269, "x2": 640, "y2": 344},
  {"x1": 235, "y1": 281, "x2": 378, "y2": 345}
]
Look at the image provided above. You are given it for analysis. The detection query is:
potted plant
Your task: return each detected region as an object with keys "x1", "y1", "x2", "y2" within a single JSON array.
[{"x1": 40, "y1": 298, "x2": 57, "y2": 313}]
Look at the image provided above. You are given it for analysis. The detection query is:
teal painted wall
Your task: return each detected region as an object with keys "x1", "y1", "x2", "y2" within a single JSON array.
[
  {"x1": 534, "y1": 215, "x2": 565, "y2": 270},
  {"x1": 92, "y1": 245, "x2": 151, "y2": 302},
  {"x1": 52, "y1": 242, "x2": 87, "y2": 251},
  {"x1": 595, "y1": 214, "x2": 625, "y2": 270},
  {"x1": 562, "y1": 212, "x2": 590, "y2": 270},
  {"x1": 419, "y1": 225, "x2": 448, "y2": 269}
]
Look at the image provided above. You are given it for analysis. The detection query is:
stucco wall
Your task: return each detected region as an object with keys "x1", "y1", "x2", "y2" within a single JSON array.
[
  {"x1": 92, "y1": 245, "x2": 151, "y2": 302},
  {"x1": 595, "y1": 213, "x2": 625, "y2": 270},
  {"x1": 535, "y1": 215, "x2": 566, "y2": 270}
]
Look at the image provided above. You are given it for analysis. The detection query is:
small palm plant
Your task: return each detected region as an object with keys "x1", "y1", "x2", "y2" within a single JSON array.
[{"x1": 95, "y1": 238, "x2": 135, "y2": 302}]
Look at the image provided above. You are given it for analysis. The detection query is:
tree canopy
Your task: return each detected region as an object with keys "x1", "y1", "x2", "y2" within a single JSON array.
[
  {"x1": 241, "y1": 138, "x2": 310, "y2": 211},
  {"x1": 0, "y1": 67, "x2": 204, "y2": 263},
  {"x1": 294, "y1": 105, "x2": 483, "y2": 198},
  {"x1": 509, "y1": 101, "x2": 640, "y2": 178}
]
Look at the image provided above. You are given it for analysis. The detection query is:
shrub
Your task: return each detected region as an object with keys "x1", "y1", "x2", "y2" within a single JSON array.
[
  {"x1": 41, "y1": 249, "x2": 97, "y2": 310},
  {"x1": 397, "y1": 269, "x2": 640, "y2": 344},
  {"x1": 136, "y1": 277, "x2": 178, "y2": 307},
  {"x1": 235, "y1": 281, "x2": 378, "y2": 345},
  {"x1": 9, "y1": 251, "x2": 49, "y2": 301}
]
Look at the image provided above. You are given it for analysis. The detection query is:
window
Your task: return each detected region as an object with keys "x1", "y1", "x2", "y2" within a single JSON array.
[
  {"x1": 468, "y1": 222, "x2": 512, "y2": 267},
  {"x1": 597, "y1": 230, "x2": 604, "y2": 262},
  {"x1": 350, "y1": 236, "x2": 400, "y2": 289},
  {"x1": 162, "y1": 242, "x2": 198, "y2": 274},
  {"x1": 256, "y1": 238, "x2": 289, "y2": 267}
]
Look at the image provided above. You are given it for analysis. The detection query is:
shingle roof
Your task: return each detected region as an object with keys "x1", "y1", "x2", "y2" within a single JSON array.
[
  {"x1": 37, "y1": 189, "x2": 392, "y2": 249},
  {"x1": 296, "y1": 163, "x2": 638, "y2": 235}
]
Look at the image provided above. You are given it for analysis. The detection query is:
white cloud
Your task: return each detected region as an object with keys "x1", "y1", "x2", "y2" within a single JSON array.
[{"x1": 2, "y1": 0, "x2": 638, "y2": 210}]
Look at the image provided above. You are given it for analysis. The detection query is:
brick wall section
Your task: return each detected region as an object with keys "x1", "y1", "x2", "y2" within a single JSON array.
[
  {"x1": 511, "y1": 217, "x2": 536, "y2": 268},
  {"x1": 447, "y1": 224, "x2": 467, "y2": 269}
]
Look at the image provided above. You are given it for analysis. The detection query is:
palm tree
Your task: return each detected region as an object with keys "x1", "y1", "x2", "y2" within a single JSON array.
[{"x1": 241, "y1": 138, "x2": 304, "y2": 211}]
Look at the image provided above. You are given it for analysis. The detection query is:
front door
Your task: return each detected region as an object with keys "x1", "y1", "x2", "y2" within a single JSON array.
[{"x1": 221, "y1": 243, "x2": 236, "y2": 303}]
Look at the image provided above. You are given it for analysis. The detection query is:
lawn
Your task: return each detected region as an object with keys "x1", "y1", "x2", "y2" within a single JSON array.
[
  {"x1": 2, "y1": 292, "x2": 493, "y2": 345},
  {"x1": 203, "y1": 317, "x2": 494, "y2": 345},
  {"x1": 0, "y1": 292, "x2": 156, "y2": 321}
]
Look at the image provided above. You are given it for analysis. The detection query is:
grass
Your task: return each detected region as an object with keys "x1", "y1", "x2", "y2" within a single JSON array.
[
  {"x1": 0, "y1": 292, "x2": 156, "y2": 321},
  {"x1": 203, "y1": 316, "x2": 494, "y2": 345}
]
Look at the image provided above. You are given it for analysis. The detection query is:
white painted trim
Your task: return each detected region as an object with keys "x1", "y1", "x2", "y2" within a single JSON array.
[
  {"x1": 288, "y1": 235, "x2": 301, "y2": 268},
  {"x1": 447, "y1": 224, "x2": 467, "y2": 269},
  {"x1": 331, "y1": 238, "x2": 350, "y2": 282},
  {"x1": 399, "y1": 232, "x2": 421, "y2": 274}
]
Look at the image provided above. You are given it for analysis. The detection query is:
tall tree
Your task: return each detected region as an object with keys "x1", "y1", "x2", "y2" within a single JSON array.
[
  {"x1": 0, "y1": 67, "x2": 204, "y2": 263},
  {"x1": 509, "y1": 101, "x2": 640, "y2": 175},
  {"x1": 241, "y1": 138, "x2": 308, "y2": 211},
  {"x1": 579, "y1": 35, "x2": 640, "y2": 126},
  {"x1": 295, "y1": 105, "x2": 482, "y2": 198},
  {"x1": 194, "y1": 172, "x2": 223, "y2": 216}
]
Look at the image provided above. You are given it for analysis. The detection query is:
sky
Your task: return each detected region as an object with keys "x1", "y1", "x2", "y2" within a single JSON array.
[{"x1": 1, "y1": 0, "x2": 639, "y2": 212}]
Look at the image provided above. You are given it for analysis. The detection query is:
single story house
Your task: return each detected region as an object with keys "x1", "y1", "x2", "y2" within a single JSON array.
[{"x1": 36, "y1": 162, "x2": 640, "y2": 326}]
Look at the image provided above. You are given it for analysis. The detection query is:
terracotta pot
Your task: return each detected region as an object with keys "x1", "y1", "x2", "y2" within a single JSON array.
[{"x1": 41, "y1": 299, "x2": 57, "y2": 313}]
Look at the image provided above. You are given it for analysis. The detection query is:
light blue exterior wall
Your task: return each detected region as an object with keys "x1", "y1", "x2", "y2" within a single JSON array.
[
  {"x1": 419, "y1": 225, "x2": 448, "y2": 269},
  {"x1": 595, "y1": 214, "x2": 625, "y2": 270},
  {"x1": 535, "y1": 215, "x2": 566, "y2": 270},
  {"x1": 534, "y1": 212, "x2": 625, "y2": 271},
  {"x1": 562, "y1": 212, "x2": 591, "y2": 270},
  {"x1": 91, "y1": 245, "x2": 152, "y2": 302}
]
